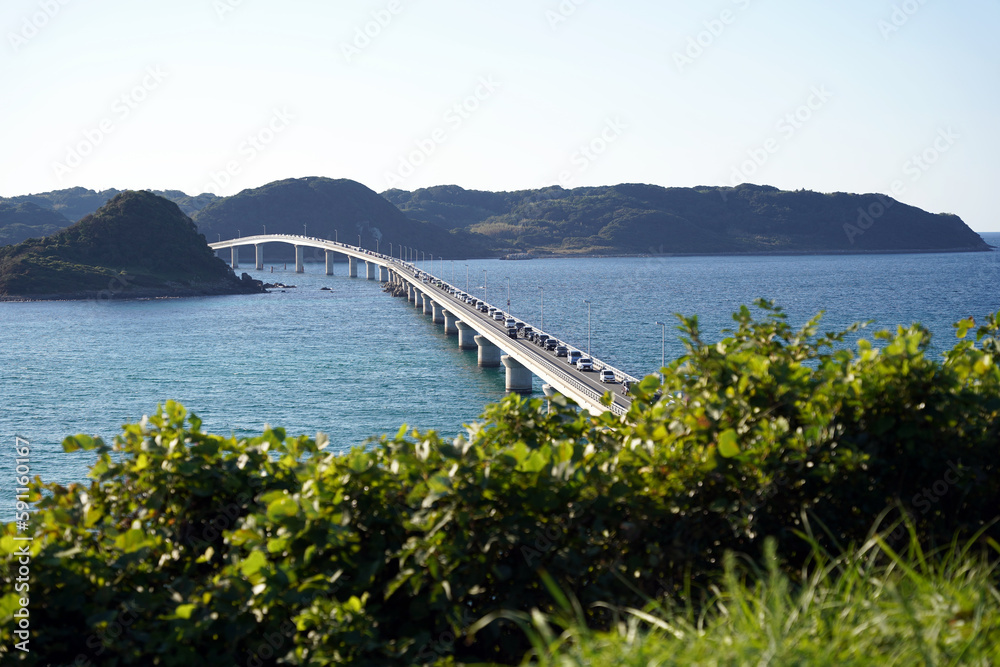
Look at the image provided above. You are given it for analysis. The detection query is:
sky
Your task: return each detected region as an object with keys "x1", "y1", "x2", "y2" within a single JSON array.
[{"x1": 2, "y1": 0, "x2": 998, "y2": 231}]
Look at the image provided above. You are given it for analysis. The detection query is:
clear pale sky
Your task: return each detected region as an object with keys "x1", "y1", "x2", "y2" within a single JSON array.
[{"x1": 2, "y1": 0, "x2": 997, "y2": 231}]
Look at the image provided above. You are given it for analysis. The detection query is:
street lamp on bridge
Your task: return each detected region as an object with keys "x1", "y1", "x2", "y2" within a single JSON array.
[
  {"x1": 583, "y1": 299, "x2": 592, "y2": 357},
  {"x1": 483, "y1": 269, "x2": 487, "y2": 303},
  {"x1": 655, "y1": 321, "x2": 666, "y2": 382},
  {"x1": 539, "y1": 287, "x2": 543, "y2": 331}
]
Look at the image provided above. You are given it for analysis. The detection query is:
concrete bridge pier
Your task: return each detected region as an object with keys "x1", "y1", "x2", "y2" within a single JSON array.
[
  {"x1": 475, "y1": 335, "x2": 502, "y2": 368},
  {"x1": 348, "y1": 256, "x2": 358, "y2": 278},
  {"x1": 325, "y1": 250, "x2": 335, "y2": 276},
  {"x1": 502, "y1": 356, "x2": 533, "y2": 393},
  {"x1": 231, "y1": 246, "x2": 239, "y2": 269},
  {"x1": 295, "y1": 245, "x2": 305, "y2": 273},
  {"x1": 379, "y1": 266, "x2": 389, "y2": 282},
  {"x1": 366, "y1": 261, "x2": 377, "y2": 280},
  {"x1": 255, "y1": 244, "x2": 264, "y2": 270},
  {"x1": 423, "y1": 295, "x2": 434, "y2": 315},
  {"x1": 431, "y1": 301, "x2": 444, "y2": 324},
  {"x1": 414, "y1": 290, "x2": 423, "y2": 309},
  {"x1": 456, "y1": 321, "x2": 477, "y2": 350},
  {"x1": 408, "y1": 284, "x2": 415, "y2": 303},
  {"x1": 443, "y1": 310, "x2": 458, "y2": 335}
]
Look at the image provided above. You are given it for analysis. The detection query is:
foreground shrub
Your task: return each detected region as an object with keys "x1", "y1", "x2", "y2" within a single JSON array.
[{"x1": 1, "y1": 303, "x2": 998, "y2": 665}]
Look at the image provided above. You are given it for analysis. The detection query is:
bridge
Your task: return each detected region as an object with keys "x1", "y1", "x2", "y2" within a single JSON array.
[{"x1": 209, "y1": 234, "x2": 639, "y2": 417}]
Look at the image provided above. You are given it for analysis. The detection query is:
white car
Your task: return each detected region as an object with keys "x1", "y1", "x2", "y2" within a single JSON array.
[
  {"x1": 600, "y1": 369, "x2": 616, "y2": 383},
  {"x1": 492, "y1": 311, "x2": 505, "y2": 321},
  {"x1": 576, "y1": 357, "x2": 593, "y2": 372}
]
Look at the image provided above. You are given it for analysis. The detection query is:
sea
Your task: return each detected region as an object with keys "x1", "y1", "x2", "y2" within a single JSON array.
[{"x1": 2, "y1": 234, "x2": 998, "y2": 501}]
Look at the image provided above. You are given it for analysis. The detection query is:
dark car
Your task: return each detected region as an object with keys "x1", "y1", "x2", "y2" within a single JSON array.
[
  {"x1": 555, "y1": 345, "x2": 568, "y2": 357},
  {"x1": 544, "y1": 339, "x2": 558, "y2": 351},
  {"x1": 536, "y1": 334, "x2": 549, "y2": 347},
  {"x1": 506, "y1": 326, "x2": 518, "y2": 339}
]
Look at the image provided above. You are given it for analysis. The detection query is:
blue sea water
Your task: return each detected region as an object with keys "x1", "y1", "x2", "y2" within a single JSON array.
[{"x1": 1, "y1": 235, "x2": 998, "y2": 498}]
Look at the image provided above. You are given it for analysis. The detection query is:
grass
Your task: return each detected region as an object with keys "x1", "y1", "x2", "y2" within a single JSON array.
[{"x1": 478, "y1": 520, "x2": 1000, "y2": 666}]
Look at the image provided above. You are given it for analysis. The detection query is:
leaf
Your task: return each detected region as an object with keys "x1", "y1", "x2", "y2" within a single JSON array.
[
  {"x1": 240, "y1": 550, "x2": 268, "y2": 579},
  {"x1": 266, "y1": 496, "x2": 299, "y2": 521},
  {"x1": 718, "y1": 429, "x2": 740, "y2": 458},
  {"x1": 174, "y1": 604, "x2": 197, "y2": 620}
]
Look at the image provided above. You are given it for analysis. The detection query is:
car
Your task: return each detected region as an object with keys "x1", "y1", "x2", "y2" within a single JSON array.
[
  {"x1": 506, "y1": 326, "x2": 518, "y2": 338},
  {"x1": 522, "y1": 326, "x2": 533, "y2": 337},
  {"x1": 492, "y1": 311, "x2": 504, "y2": 321},
  {"x1": 576, "y1": 357, "x2": 593, "y2": 371},
  {"x1": 600, "y1": 369, "x2": 616, "y2": 383},
  {"x1": 555, "y1": 345, "x2": 568, "y2": 357},
  {"x1": 567, "y1": 349, "x2": 582, "y2": 365},
  {"x1": 504, "y1": 318, "x2": 516, "y2": 328},
  {"x1": 478, "y1": 304, "x2": 489, "y2": 313},
  {"x1": 544, "y1": 339, "x2": 558, "y2": 351},
  {"x1": 536, "y1": 334, "x2": 550, "y2": 347}
]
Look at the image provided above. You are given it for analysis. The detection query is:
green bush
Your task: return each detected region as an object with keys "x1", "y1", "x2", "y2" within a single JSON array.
[{"x1": 1, "y1": 302, "x2": 998, "y2": 665}]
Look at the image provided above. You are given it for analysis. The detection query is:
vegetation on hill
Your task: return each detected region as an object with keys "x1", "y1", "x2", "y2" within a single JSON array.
[
  {"x1": 0, "y1": 187, "x2": 219, "y2": 246},
  {"x1": 0, "y1": 201, "x2": 72, "y2": 246},
  {"x1": 384, "y1": 183, "x2": 990, "y2": 256},
  {"x1": 0, "y1": 191, "x2": 261, "y2": 299},
  {"x1": 193, "y1": 177, "x2": 496, "y2": 260},
  {"x1": 2, "y1": 302, "x2": 997, "y2": 664}
]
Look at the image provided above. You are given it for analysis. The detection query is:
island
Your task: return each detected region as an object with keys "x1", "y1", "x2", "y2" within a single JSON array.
[{"x1": 0, "y1": 191, "x2": 264, "y2": 300}]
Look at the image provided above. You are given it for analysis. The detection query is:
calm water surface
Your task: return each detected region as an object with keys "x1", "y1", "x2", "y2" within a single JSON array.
[{"x1": 2, "y1": 235, "x2": 998, "y2": 498}]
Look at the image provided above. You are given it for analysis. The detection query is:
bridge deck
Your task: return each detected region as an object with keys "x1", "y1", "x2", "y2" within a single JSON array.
[{"x1": 209, "y1": 235, "x2": 637, "y2": 417}]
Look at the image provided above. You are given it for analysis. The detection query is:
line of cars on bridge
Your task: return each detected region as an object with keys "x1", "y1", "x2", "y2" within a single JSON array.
[{"x1": 418, "y1": 274, "x2": 620, "y2": 385}]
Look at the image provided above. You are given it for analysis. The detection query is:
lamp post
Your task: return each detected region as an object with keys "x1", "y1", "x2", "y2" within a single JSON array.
[
  {"x1": 466, "y1": 265, "x2": 469, "y2": 292},
  {"x1": 539, "y1": 287, "x2": 544, "y2": 332},
  {"x1": 217, "y1": 234, "x2": 221, "y2": 242},
  {"x1": 376, "y1": 239, "x2": 379, "y2": 254},
  {"x1": 389, "y1": 242, "x2": 392, "y2": 257},
  {"x1": 263, "y1": 225, "x2": 266, "y2": 235},
  {"x1": 237, "y1": 229, "x2": 240, "y2": 238},
  {"x1": 583, "y1": 299, "x2": 592, "y2": 357},
  {"x1": 358, "y1": 234, "x2": 361, "y2": 248},
  {"x1": 506, "y1": 277, "x2": 511, "y2": 314},
  {"x1": 335, "y1": 229, "x2": 338, "y2": 243},
  {"x1": 483, "y1": 269, "x2": 488, "y2": 303},
  {"x1": 303, "y1": 224, "x2": 307, "y2": 236},
  {"x1": 655, "y1": 321, "x2": 666, "y2": 382}
]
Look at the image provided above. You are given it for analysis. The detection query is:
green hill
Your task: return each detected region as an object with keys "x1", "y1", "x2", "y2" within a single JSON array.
[
  {"x1": 384, "y1": 183, "x2": 991, "y2": 255},
  {"x1": 0, "y1": 201, "x2": 73, "y2": 246},
  {"x1": 0, "y1": 187, "x2": 219, "y2": 246},
  {"x1": 0, "y1": 191, "x2": 262, "y2": 299},
  {"x1": 193, "y1": 176, "x2": 495, "y2": 259}
]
